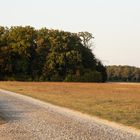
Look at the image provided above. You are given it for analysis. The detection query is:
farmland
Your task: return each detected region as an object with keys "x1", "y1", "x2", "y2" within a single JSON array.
[{"x1": 0, "y1": 82, "x2": 140, "y2": 129}]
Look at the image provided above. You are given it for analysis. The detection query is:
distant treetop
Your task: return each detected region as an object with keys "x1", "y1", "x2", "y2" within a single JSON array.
[{"x1": 106, "y1": 65, "x2": 140, "y2": 82}]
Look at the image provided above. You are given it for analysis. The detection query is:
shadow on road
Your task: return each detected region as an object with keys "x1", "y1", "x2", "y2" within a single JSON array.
[{"x1": 0, "y1": 100, "x2": 24, "y2": 123}]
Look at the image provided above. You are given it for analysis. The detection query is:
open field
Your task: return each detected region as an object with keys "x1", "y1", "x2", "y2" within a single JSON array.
[{"x1": 0, "y1": 82, "x2": 140, "y2": 129}]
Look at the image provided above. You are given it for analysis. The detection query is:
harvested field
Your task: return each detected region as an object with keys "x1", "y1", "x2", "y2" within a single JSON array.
[{"x1": 0, "y1": 82, "x2": 140, "y2": 129}]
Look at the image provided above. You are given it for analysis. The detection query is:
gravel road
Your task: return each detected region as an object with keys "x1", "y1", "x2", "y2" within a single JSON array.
[{"x1": 0, "y1": 89, "x2": 140, "y2": 140}]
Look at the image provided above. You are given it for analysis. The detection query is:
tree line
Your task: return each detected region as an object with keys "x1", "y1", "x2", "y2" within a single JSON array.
[
  {"x1": 0, "y1": 26, "x2": 107, "y2": 82},
  {"x1": 106, "y1": 65, "x2": 140, "y2": 82}
]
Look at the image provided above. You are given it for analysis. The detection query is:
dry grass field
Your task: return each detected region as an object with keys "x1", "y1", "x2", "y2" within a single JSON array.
[{"x1": 0, "y1": 82, "x2": 140, "y2": 129}]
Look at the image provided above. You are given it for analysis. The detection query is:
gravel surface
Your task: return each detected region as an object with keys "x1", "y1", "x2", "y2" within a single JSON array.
[{"x1": 0, "y1": 89, "x2": 140, "y2": 140}]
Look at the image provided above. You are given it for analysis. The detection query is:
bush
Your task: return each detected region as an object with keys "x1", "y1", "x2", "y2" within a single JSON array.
[
  {"x1": 7, "y1": 75, "x2": 33, "y2": 81},
  {"x1": 3, "y1": 76, "x2": 16, "y2": 81},
  {"x1": 64, "y1": 75, "x2": 81, "y2": 82},
  {"x1": 81, "y1": 71, "x2": 102, "y2": 82},
  {"x1": 64, "y1": 70, "x2": 102, "y2": 82},
  {"x1": 0, "y1": 74, "x2": 4, "y2": 81},
  {"x1": 50, "y1": 74, "x2": 63, "y2": 82}
]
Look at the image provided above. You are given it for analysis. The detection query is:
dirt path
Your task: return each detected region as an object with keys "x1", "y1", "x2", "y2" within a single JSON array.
[{"x1": 0, "y1": 89, "x2": 140, "y2": 140}]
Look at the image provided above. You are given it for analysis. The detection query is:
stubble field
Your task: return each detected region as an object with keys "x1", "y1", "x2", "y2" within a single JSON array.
[{"x1": 0, "y1": 82, "x2": 140, "y2": 129}]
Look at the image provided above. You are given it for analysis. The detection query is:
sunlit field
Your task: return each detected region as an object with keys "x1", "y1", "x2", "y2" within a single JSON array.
[{"x1": 0, "y1": 82, "x2": 140, "y2": 129}]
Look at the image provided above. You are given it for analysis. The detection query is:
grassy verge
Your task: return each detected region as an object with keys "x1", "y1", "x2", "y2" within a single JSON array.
[{"x1": 0, "y1": 82, "x2": 140, "y2": 129}]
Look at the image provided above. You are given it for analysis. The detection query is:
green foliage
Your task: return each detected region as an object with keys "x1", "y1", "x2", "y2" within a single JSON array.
[
  {"x1": 65, "y1": 70, "x2": 102, "y2": 82},
  {"x1": 106, "y1": 65, "x2": 140, "y2": 82},
  {"x1": 96, "y1": 61, "x2": 107, "y2": 82},
  {"x1": 81, "y1": 70, "x2": 102, "y2": 82},
  {"x1": 0, "y1": 26, "x2": 107, "y2": 82},
  {"x1": 64, "y1": 75, "x2": 81, "y2": 82}
]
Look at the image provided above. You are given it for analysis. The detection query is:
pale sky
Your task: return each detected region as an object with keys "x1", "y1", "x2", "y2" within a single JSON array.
[{"x1": 0, "y1": 0, "x2": 140, "y2": 67}]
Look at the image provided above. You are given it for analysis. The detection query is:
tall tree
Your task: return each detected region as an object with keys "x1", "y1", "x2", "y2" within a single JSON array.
[
  {"x1": 0, "y1": 26, "x2": 107, "y2": 82},
  {"x1": 78, "y1": 32, "x2": 94, "y2": 48}
]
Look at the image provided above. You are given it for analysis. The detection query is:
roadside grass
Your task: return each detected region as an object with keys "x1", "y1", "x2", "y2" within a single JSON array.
[{"x1": 0, "y1": 82, "x2": 140, "y2": 129}]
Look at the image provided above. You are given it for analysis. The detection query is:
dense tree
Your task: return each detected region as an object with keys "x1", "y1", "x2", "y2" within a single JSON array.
[
  {"x1": 106, "y1": 65, "x2": 140, "y2": 82},
  {"x1": 0, "y1": 26, "x2": 107, "y2": 82},
  {"x1": 96, "y1": 61, "x2": 107, "y2": 82},
  {"x1": 9, "y1": 26, "x2": 36, "y2": 75}
]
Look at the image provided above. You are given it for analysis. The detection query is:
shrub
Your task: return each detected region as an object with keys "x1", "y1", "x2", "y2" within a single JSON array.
[
  {"x1": 64, "y1": 75, "x2": 81, "y2": 82},
  {"x1": 81, "y1": 71, "x2": 102, "y2": 82},
  {"x1": 64, "y1": 70, "x2": 102, "y2": 82},
  {"x1": 50, "y1": 74, "x2": 63, "y2": 82}
]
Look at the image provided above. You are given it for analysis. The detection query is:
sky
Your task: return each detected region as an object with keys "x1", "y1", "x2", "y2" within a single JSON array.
[{"x1": 0, "y1": 0, "x2": 140, "y2": 67}]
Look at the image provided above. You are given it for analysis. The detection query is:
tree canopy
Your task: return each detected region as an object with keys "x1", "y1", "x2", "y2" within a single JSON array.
[
  {"x1": 106, "y1": 65, "x2": 140, "y2": 82},
  {"x1": 0, "y1": 26, "x2": 107, "y2": 82}
]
